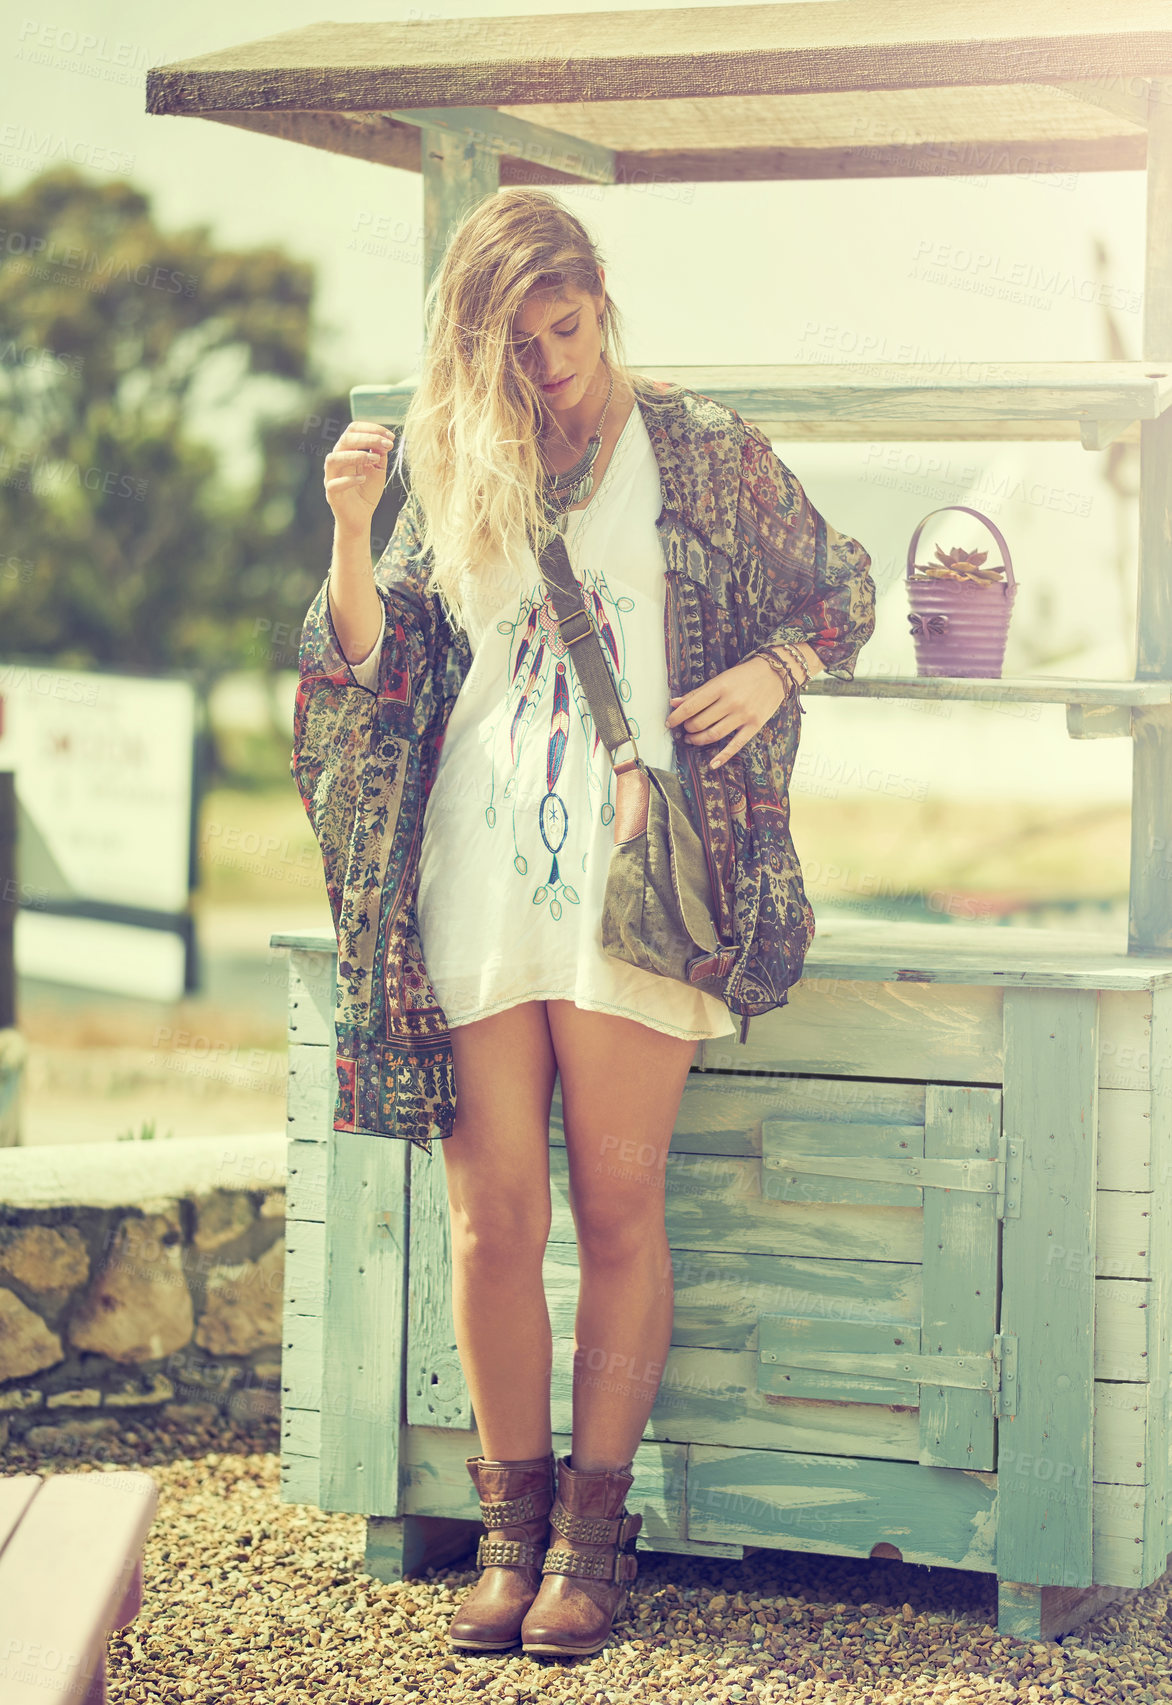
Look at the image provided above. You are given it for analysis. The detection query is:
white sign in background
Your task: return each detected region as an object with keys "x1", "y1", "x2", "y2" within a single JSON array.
[{"x1": 0, "y1": 663, "x2": 197, "y2": 999}]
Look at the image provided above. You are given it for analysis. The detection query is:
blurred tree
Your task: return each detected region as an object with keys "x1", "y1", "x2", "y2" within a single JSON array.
[
  {"x1": 0, "y1": 165, "x2": 323, "y2": 684},
  {"x1": 234, "y1": 400, "x2": 409, "y2": 680}
]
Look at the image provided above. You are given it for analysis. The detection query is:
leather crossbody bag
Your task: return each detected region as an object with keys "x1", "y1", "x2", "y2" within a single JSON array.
[{"x1": 535, "y1": 525, "x2": 738, "y2": 996}]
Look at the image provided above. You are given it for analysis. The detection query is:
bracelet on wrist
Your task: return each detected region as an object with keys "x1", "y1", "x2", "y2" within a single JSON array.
[
  {"x1": 752, "y1": 646, "x2": 806, "y2": 715},
  {"x1": 768, "y1": 640, "x2": 812, "y2": 687},
  {"x1": 757, "y1": 643, "x2": 807, "y2": 688},
  {"x1": 752, "y1": 648, "x2": 792, "y2": 687}
]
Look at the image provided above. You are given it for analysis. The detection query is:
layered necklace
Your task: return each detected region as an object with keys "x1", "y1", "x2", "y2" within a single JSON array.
[{"x1": 538, "y1": 364, "x2": 614, "y2": 535}]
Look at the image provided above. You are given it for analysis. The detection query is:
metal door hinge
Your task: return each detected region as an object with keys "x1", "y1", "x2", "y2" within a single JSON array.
[
  {"x1": 997, "y1": 1129, "x2": 1022, "y2": 1221},
  {"x1": 993, "y1": 1332, "x2": 1018, "y2": 1417}
]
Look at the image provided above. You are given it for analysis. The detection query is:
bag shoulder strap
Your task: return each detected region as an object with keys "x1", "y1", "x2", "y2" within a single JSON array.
[{"x1": 535, "y1": 526, "x2": 641, "y2": 772}]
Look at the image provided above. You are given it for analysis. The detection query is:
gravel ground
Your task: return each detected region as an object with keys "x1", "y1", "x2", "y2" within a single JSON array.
[{"x1": 7, "y1": 1411, "x2": 1172, "y2": 1705}]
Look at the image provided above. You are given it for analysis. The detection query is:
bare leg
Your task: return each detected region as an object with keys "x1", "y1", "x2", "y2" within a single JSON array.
[
  {"x1": 545, "y1": 1000, "x2": 697, "y2": 1472},
  {"x1": 442, "y1": 1000, "x2": 558, "y2": 1461}
]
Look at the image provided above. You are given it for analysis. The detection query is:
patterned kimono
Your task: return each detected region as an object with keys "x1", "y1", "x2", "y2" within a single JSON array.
[{"x1": 292, "y1": 383, "x2": 876, "y2": 1154}]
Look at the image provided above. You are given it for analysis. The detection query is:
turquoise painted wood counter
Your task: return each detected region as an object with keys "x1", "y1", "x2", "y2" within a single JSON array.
[{"x1": 272, "y1": 918, "x2": 1172, "y2": 1641}]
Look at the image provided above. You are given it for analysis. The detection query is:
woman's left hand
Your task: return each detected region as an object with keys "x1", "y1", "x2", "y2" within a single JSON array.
[{"x1": 666, "y1": 654, "x2": 794, "y2": 770}]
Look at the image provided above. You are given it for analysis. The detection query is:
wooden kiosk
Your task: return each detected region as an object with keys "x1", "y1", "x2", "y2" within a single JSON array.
[{"x1": 150, "y1": 4, "x2": 1172, "y2": 1640}]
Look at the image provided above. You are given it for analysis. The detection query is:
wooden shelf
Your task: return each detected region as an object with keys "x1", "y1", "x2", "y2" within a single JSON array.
[
  {"x1": 271, "y1": 918, "x2": 1172, "y2": 989},
  {"x1": 352, "y1": 363, "x2": 1172, "y2": 450},
  {"x1": 271, "y1": 928, "x2": 336, "y2": 953},
  {"x1": 689, "y1": 419, "x2": 1142, "y2": 445},
  {"x1": 798, "y1": 915, "x2": 1172, "y2": 989},
  {"x1": 804, "y1": 676, "x2": 1172, "y2": 706}
]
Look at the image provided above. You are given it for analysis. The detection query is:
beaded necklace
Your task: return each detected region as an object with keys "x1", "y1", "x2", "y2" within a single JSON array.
[{"x1": 538, "y1": 365, "x2": 615, "y2": 534}]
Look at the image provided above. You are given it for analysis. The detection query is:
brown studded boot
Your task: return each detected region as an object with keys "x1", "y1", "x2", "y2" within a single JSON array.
[
  {"x1": 447, "y1": 1451, "x2": 557, "y2": 1652},
  {"x1": 520, "y1": 1454, "x2": 642, "y2": 1657}
]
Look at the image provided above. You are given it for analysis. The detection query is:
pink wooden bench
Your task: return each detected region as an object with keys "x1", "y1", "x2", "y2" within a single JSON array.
[{"x1": 0, "y1": 1470, "x2": 158, "y2": 1704}]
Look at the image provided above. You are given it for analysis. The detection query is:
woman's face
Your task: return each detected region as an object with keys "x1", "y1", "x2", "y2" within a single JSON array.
[{"x1": 511, "y1": 284, "x2": 605, "y2": 414}]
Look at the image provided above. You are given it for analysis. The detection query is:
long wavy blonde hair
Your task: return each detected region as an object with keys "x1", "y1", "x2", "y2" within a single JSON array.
[{"x1": 388, "y1": 187, "x2": 681, "y2": 637}]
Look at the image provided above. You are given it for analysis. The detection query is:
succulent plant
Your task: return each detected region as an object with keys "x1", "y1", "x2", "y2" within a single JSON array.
[{"x1": 914, "y1": 543, "x2": 1007, "y2": 582}]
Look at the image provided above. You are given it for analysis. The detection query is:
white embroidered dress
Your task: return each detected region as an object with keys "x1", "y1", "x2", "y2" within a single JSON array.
[{"x1": 350, "y1": 404, "x2": 735, "y2": 1041}]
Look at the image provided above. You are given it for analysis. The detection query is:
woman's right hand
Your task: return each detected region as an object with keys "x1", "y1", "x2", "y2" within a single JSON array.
[{"x1": 324, "y1": 419, "x2": 397, "y2": 532}]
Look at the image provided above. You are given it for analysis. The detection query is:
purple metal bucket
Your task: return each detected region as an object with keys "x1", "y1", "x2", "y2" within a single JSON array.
[{"x1": 906, "y1": 504, "x2": 1017, "y2": 678}]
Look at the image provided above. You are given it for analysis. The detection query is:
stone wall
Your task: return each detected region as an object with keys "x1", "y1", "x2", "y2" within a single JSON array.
[{"x1": 0, "y1": 1132, "x2": 286, "y2": 1453}]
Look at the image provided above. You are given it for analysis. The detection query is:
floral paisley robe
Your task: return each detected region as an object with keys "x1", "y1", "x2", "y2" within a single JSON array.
[{"x1": 292, "y1": 382, "x2": 876, "y2": 1155}]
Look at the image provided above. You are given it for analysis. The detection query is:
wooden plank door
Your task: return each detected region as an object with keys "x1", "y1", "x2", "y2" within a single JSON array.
[{"x1": 756, "y1": 1083, "x2": 1003, "y2": 1471}]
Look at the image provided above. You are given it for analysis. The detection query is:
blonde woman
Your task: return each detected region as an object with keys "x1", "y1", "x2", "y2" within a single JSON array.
[{"x1": 302, "y1": 187, "x2": 875, "y2": 1660}]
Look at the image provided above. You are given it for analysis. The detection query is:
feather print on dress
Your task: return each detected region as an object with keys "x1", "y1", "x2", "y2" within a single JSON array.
[
  {"x1": 533, "y1": 661, "x2": 576, "y2": 920},
  {"x1": 486, "y1": 564, "x2": 636, "y2": 914}
]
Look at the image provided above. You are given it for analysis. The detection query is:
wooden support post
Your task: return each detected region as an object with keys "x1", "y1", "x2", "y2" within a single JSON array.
[
  {"x1": 393, "y1": 106, "x2": 614, "y2": 185},
  {"x1": 1141, "y1": 984, "x2": 1172, "y2": 1584},
  {"x1": 1130, "y1": 705, "x2": 1172, "y2": 948},
  {"x1": 1066, "y1": 703, "x2": 1133, "y2": 740},
  {"x1": 420, "y1": 123, "x2": 501, "y2": 295},
  {"x1": 0, "y1": 771, "x2": 20, "y2": 1149},
  {"x1": 0, "y1": 771, "x2": 14, "y2": 1030},
  {"x1": 365, "y1": 1513, "x2": 476, "y2": 1583},
  {"x1": 997, "y1": 1579, "x2": 1135, "y2": 1642},
  {"x1": 997, "y1": 989, "x2": 1098, "y2": 1616},
  {"x1": 1130, "y1": 76, "x2": 1172, "y2": 949}
]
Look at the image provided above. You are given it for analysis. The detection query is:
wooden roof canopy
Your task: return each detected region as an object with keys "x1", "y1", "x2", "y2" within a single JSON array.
[{"x1": 146, "y1": 0, "x2": 1172, "y2": 184}]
